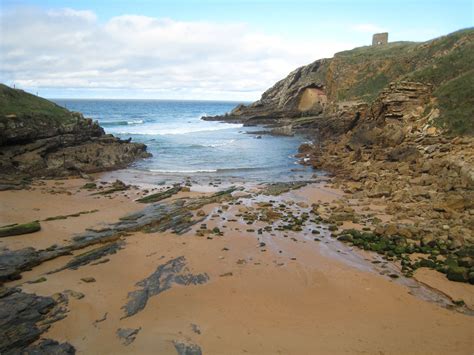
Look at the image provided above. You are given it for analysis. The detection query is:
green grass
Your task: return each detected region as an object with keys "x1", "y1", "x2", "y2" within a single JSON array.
[
  {"x1": 332, "y1": 42, "x2": 419, "y2": 101},
  {"x1": 327, "y1": 28, "x2": 474, "y2": 135},
  {"x1": 408, "y1": 31, "x2": 474, "y2": 87},
  {"x1": 0, "y1": 84, "x2": 74, "y2": 123},
  {"x1": 433, "y1": 70, "x2": 474, "y2": 135}
]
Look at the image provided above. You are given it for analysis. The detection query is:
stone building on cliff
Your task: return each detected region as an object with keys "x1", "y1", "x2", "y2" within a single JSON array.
[{"x1": 372, "y1": 32, "x2": 389, "y2": 45}]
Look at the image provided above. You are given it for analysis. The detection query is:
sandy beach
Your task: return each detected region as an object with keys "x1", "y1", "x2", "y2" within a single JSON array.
[{"x1": 1, "y1": 176, "x2": 473, "y2": 354}]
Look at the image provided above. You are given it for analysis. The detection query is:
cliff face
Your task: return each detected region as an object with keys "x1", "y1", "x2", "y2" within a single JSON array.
[
  {"x1": 205, "y1": 28, "x2": 474, "y2": 254},
  {"x1": 205, "y1": 28, "x2": 473, "y2": 137},
  {"x1": 0, "y1": 84, "x2": 150, "y2": 180}
]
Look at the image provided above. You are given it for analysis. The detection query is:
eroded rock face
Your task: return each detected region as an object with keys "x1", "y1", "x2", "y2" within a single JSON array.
[
  {"x1": 302, "y1": 81, "x2": 474, "y2": 248},
  {"x1": 203, "y1": 29, "x2": 473, "y2": 139},
  {"x1": 203, "y1": 59, "x2": 328, "y2": 127},
  {"x1": 0, "y1": 84, "x2": 150, "y2": 180},
  {"x1": 0, "y1": 288, "x2": 74, "y2": 354}
]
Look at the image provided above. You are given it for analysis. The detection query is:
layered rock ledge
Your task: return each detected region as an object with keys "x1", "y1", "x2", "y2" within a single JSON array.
[{"x1": 0, "y1": 84, "x2": 150, "y2": 181}]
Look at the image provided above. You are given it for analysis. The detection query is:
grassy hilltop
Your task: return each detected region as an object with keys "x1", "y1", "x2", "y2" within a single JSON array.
[
  {"x1": 219, "y1": 28, "x2": 474, "y2": 136},
  {"x1": 0, "y1": 84, "x2": 75, "y2": 124},
  {"x1": 328, "y1": 29, "x2": 474, "y2": 134}
]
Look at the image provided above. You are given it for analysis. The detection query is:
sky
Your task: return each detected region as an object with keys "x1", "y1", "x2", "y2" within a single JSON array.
[{"x1": 1, "y1": 0, "x2": 472, "y2": 100}]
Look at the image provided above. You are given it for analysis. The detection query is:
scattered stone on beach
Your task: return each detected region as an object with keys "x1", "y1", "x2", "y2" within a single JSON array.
[
  {"x1": 81, "y1": 277, "x2": 96, "y2": 283},
  {"x1": 0, "y1": 221, "x2": 41, "y2": 238},
  {"x1": 116, "y1": 327, "x2": 141, "y2": 345},
  {"x1": 122, "y1": 256, "x2": 209, "y2": 318},
  {"x1": 64, "y1": 290, "x2": 85, "y2": 300},
  {"x1": 190, "y1": 323, "x2": 201, "y2": 335},
  {"x1": 137, "y1": 185, "x2": 182, "y2": 203},
  {"x1": 1, "y1": 188, "x2": 237, "y2": 283},
  {"x1": 173, "y1": 341, "x2": 202, "y2": 355},
  {"x1": 334, "y1": 228, "x2": 474, "y2": 284},
  {"x1": 260, "y1": 181, "x2": 310, "y2": 196},
  {"x1": 81, "y1": 182, "x2": 97, "y2": 190},
  {"x1": 91, "y1": 180, "x2": 129, "y2": 196}
]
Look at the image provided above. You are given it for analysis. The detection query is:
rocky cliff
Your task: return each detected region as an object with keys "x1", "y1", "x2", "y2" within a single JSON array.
[
  {"x1": 206, "y1": 28, "x2": 474, "y2": 278},
  {"x1": 204, "y1": 28, "x2": 473, "y2": 137},
  {"x1": 0, "y1": 84, "x2": 150, "y2": 182}
]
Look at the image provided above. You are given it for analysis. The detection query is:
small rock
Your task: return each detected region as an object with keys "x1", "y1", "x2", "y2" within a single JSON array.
[
  {"x1": 29, "y1": 277, "x2": 47, "y2": 284},
  {"x1": 81, "y1": 277, "x2": 96, "y2": 283},
  {"x1": 116, "y1": 327, "x2": 141, "y2": 345},
  {"x1": 173, "y1": 341, "x2": 202, "y2": 355},
  {"x1": 447, "y1": 266, "x2": 469, "y2": 283},
  {"x1": 64, "y1": 290, "x2": 85, "y2": 300},
  {"x1": 191, "y1": 323, "x2": 201, "y2": 335}
]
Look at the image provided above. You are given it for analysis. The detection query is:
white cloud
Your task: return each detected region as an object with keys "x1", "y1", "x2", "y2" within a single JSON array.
[
  {"x1": 0, "y1": 7, "x2": 354, "y2": 100},
  {"x1": 351, "y1": 23, "x2": 387, "y2": 34},
  {"x1": 47, "y1": 8, "x2": 97, "y2": 22}
]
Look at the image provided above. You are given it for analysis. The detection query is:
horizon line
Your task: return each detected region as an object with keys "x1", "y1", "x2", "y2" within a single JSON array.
[{"x1": 47, "y1": 97, "x2": 253, "y2": 103}]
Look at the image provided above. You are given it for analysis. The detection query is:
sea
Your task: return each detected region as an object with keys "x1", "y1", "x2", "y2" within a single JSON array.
[{"x1": 52, "y1": 99, "x2": 316, "y2": 185}]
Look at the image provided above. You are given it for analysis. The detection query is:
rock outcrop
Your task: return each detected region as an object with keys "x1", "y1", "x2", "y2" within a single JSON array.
[
  {"x1": 122, "y1": 256, "x2": 209, "y2": 318},
  {"x1": 203, "y1": 28, "x2": 474, "y2": 275},
  {"x1": 0, "y1": 287, "x2": 74, "y2": 354},
  {"x1": 0, "y1": 84, "x2": 150, "y2": 180},
  {"x1": 0, "y1": 187, "x2": 237, "y2": 285},
  {"x1": 204, "y1": 28, "x2": 473, "y2": 137},
  {"x1": 302, "y1": 80, "x2": 474, "y2": 247}
]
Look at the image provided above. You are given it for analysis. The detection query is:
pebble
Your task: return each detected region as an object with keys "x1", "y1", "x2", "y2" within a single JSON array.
[{"x1": 81, "y1": 277, "x2": 96, "y2": 283}]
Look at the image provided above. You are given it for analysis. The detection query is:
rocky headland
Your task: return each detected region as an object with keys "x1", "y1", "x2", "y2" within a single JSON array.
[
  {"x1": 205, "y1": 29, "x2": 474, "y2": 284},
  {"x1": 0, "y1": 84, "x2": 150, "y2": 186}
]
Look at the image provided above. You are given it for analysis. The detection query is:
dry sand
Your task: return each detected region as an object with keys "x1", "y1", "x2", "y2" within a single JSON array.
[{"x1": 1, "y1": 178, "x2": 473, "y2": 354}]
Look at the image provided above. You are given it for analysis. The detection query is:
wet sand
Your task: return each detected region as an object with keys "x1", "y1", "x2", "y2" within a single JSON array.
[{"x1": 1, "y1": 177, "x2": 473, "y2": 354}]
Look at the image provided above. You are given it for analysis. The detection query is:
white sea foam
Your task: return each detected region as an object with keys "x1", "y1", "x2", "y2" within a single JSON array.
[
  {"x1": 114, "y1": 123, "x2": 243, "y2": 136},
  {"x1": 202, "y1": 139, "x2": 235, "y2": 147},
  {"x1": 149, "y1": 169, "x2": 218, "y2": 174},
  {"x1": 127, "y1": 120, "x2": 144, "y2": 125}
]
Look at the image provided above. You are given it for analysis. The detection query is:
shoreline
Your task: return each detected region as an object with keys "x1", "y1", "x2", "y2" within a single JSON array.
[{"x1": 1, "y1": 173, "x2": 473, "y2": 353}]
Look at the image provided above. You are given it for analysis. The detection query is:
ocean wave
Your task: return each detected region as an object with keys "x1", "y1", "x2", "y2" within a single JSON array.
[
  {"x1": 114, "y1": 123, "x2": 243, "y2": 136},
  {"x1": 149, "y1": 169, "x2": 218, "y2": 174},
  {"x1": 148, "y1": 166, "x2": 267, "y2": 174},
  {"x1": 101, "y1": 120, "x2": 144, "y2": 126},
  {"x1": 191, "y1": 139, "x2": 236, "y2": 148}
]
